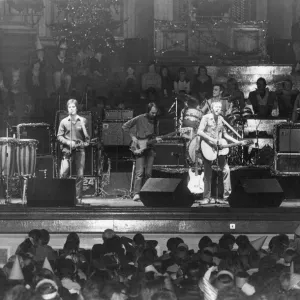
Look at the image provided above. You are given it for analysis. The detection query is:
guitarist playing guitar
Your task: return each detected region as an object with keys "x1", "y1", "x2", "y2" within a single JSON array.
[
  {"x1": 197, "y1": 101, "x2": 240, "y2": 206},
  {"x1": 122, "y1": 102, "x2": 162, "y2": 202},
  {"x1": 57, "y1": 99, "x2": 90, "y2": 205}
]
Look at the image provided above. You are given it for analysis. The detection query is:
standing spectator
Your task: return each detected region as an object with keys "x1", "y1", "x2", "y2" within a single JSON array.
[
  {"x1": 142, "y1": 62, "x2": 162, "y2": 93},
  {"x1": 223, "y1": 78, "x2": 245, "y2": 110},
  {"x1": 191, "y1": 66, "x2": 213, "y2": 102}
]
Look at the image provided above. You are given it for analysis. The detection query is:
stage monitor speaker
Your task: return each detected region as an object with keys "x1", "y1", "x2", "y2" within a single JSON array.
[
  {"x1": 140, "y1": 177, "x2": 194, "y2": 207},
  {"x1": 278, "y1": 127, "x2": 300, "y2": 152},
  {"x1": 27, "y1": 178, "x2": 76, "y2": 207},
  {"x1": 228, "y1": 178, "x2": 284, "y2": 208}
]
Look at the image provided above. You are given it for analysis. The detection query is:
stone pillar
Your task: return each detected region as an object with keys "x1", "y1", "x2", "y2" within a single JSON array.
[
  {"x1": 256, "y1": 0, "x2": 268, "y2": 21},
  {"x1": 154, "y1": 0, "x2": 173, "y2": 20},
  {"x1": 123, "y1": 0, "x2": 136, "y2": 38}
]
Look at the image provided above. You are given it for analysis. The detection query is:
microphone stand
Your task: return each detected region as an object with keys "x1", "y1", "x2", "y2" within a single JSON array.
[
  {"x1": 69, "y1": 115, "x2": 73, "y2": 180},
  {"x1": 4, "y1": 122, "x2": 12, "y2": 204}
]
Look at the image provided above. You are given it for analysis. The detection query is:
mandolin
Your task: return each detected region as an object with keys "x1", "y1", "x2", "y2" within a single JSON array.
[
  {"x1": 201, "y1": 138, "x2": 253, "y2": 161},
  {"x1": 62, "y1": 138, "x2": 99, "y2": 155}
]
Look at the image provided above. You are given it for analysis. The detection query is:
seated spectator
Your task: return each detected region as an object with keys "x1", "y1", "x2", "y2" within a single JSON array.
[
  {"x1": 173, "y1": 67, "x2": 190, "y2": 95},
  {"x1": 247, "y1": 77, "x2": 278, "y2": 118},
  {"x1": 223, "y1": 78, "x2": 245, "y2": 110},
  {"x1": 191, "y1": 65, "x2": 213, "y2": 102},
  {"x1": 142, "y1": 62, "x2": 161, "y2": 93},
  {"x1": 276, "y1": 79, "x2": 299, "y2": 118}
]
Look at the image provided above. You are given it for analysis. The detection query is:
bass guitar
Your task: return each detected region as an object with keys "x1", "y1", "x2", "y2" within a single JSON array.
[
  {"x1": 63, "y1": 138, "x2": 99, "y2": 155},
  {"x1": 130, "y1": 132, "x2": 176, "y2": 155},
  {"x1": 187, "y1": 136, "x2": 204, "y2": 194},
  {"x1": 201, "y1": 138, "x2": 253, "y2": 161}
]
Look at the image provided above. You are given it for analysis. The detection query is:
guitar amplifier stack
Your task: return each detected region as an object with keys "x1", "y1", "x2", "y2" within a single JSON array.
[
  {"x1": 102, "y1": 109, "x2": 133, "y2": 146},
  {"x1": 273, "y1": 123, "x2": 300, "y2": 174}
]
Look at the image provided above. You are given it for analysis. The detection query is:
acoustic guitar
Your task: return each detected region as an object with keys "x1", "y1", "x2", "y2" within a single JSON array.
[
  {"x1": 201, "y1": 138, "x2": 253, "y2": 161},
  {"x1": 129, "y1": 132, "x2": 176, "y2": 155},
  {"x1": 187, "y1": 136, "x2": 204, "y2": 194}
]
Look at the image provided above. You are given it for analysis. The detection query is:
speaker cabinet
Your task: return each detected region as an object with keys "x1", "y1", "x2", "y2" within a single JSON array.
[
  {"x1": 140, "y1": 177, "x2": 194, "y2": 207},
  {"x1": 102, "y1": 121, "x2": 131, "y2": 146},
  {"x1": 228, "y1": 178, "x2": 284, "y2": 208},
  {"x1": 27, "y1": 178, "x2": 76, "y2": 207}
]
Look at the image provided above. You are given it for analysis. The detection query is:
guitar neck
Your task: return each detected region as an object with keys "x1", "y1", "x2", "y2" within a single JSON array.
[{"x1": 222, "y1": 141, "x2": 243, "y2": 149}]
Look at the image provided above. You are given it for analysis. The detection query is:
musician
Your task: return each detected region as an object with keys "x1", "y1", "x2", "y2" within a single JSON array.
[
  {"x1": 122, "y1": 102, "x2": 162, "y2": 202},
  {"x1": 223, "y1": 78, "x2": 245, "y2": 110},
  {"x1": 57, "y1": 99, "x2": 90, "y2": 204},
  {"x1": 200, "y1": 84, "x2": 232, "y2": 117},
  {"x1": 197, "y1": 101, "x2": 239, "y2": 205}
]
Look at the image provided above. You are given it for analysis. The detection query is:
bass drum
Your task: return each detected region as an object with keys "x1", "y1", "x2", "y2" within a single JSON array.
[{"x1": 186, "y1": 135, "x2": 203, "y2": 168}]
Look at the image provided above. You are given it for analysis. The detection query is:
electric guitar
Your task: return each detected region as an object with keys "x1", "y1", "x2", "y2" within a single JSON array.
[
  {"x1": 201, "y1": 138, "x2": 253, "y2": 161},
  {"x1": 62, "y1": 138, "x2": 99, "y2": 155},
  {"x1": 129, "y1": 132, "x2": 176, "y2": 155},
  {"x1": 187, "y1": 137, "x2": 204, "y2": 194}
]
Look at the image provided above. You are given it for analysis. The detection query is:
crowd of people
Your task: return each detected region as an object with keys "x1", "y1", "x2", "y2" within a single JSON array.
[{"x1": 3, "y1": 226, "x2": 300, "y2": 300}]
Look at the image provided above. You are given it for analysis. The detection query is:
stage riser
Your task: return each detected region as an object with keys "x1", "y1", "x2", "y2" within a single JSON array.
[{"x1": 0, "y1": 233, "x2": 287, "y2": 267}]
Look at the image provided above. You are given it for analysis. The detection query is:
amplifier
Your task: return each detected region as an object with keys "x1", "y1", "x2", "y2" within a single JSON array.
[
  {"x1": 104, "y1": 110, "x2": 133, "y2": 120},
  {"x1": 276, "y1": 124, "x2": 300, "y2": 152},
  {"x1": 102, "y1": 121, "x2": 131, "y2": 146},
  {"x1": 274, "y1": 153, "x2": 300, "y2": 174},
  {"x1": 16, "y1": 123, "x2": 53, "y2": 155},
  {"x1": 244, "y1": 119, "x2": 287, "y2": 137},
  {"x1": 154, "y1": 140, "x2": 186, "y2": 167}
]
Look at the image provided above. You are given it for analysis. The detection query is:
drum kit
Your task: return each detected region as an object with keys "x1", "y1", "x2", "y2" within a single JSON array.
[
  {"x1": 0, "y1": 136, "x2": 38, "y2": 204},
  {"x1": 168, "y1": 94, "x2": 254, "y2": 169}
]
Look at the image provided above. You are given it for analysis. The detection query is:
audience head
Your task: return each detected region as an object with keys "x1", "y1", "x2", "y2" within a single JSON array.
[
  {"x1": 39, "y1": 230, "x2": 50, "y2": 246},
  {"x1": 198, "y1": 65, "x2": 208, "y2": 76},
  {"x1": 212, "y1": 84, "x2": 224, "y2": 98},
  {"x1": 28, "y1": 230, "x2": 41, "y2": 246},
  {"x1": 227, "y1": 78, "x2": 239, "y2": 91},
  {"x1": 148, "y1": 62, "x2": 156, "y2": 73},
  {"x1": 198, "y1": 236, "x2": 213, "y2": 250},
  {"x1": 178, "y1": 67, "x2": 187, "y2": 81},
  {"x1": 256, "y1": 77, "x2": 267, "y2": 91}
]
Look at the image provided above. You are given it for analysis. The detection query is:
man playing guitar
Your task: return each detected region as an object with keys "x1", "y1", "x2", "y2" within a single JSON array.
[
  {"x1": 122, "y1": 102, "x2": 162, "y2": 202},
  {"x1": 197, "y1": 101, "x2": 239, "y2": 205},
  {"x1": 57, "y1": 99, "x2": 90, "y2": 204}
]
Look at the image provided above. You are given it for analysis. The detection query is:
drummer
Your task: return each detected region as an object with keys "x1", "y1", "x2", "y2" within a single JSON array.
[{"x1": 200, "y1": 84, "x2": 232, "y2": 117}]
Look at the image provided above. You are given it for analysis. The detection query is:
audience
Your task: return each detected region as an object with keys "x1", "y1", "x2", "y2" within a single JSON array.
[{"x1": 2, "y1": 227, "x2": 300, "y2": 300}]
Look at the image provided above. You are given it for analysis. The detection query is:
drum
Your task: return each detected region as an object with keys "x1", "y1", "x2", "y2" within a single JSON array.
[
  {"x1": 186, "y1": 135, "x2": 203, "y2": 168},
  {"x1": 16, "y1": 139, "x2": 38, "y2": 176},
  {"x1": 182, "y1": 108, "x2": 202, "y2": 129},
  {"x1": 0, "y1": 138, "x2": 17, "y2": 177}
]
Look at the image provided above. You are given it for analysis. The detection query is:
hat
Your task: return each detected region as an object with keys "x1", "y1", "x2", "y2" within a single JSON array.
[
  {"x1": 9, "y1": 255, "x2": 24, "y2": 281},
  {"x1": 35, "y1": 36, "x2": 44, "y2": 51},
  {"x1": 295, "y1": 225, "x2": 300, "y2": 236},
  {"x1": 235, "y1": 271, "x2": 249, "y2": 288},
  {"x1": 36, "y1": 279, "x2": 59, "y2": 300},
  {"x1": 43, "y1": 257, "x2": 54, "y2": 273},
  {"x1": 251, "y1": 236, "x2": 267, "y2": 251},
  {"x1": 217, "y1": 270, "x2": 234, "y2": 280},
  {"x1": 177, "y1": 243, "x2": 189, "y2": 250}
]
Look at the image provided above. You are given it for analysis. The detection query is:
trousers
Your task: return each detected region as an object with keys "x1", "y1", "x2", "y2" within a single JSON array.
[
  {"x1": 203, "y1": 155, "x2": 231, "y2": 199},
  {"x1": 133, "y1": 149, "x2": 155, "y2": 195},
  {"x1": 60, "y1": 150, "x2": 85, "y2": 200}
]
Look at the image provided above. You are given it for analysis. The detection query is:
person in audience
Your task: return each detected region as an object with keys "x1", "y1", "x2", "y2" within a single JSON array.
[
  {"x1": 142, "y1": 62, "x2": 161, "y2": 93},
  {"x1": 292, "y1": 16, "x2": 300, "y2": 73},
  {"x1": 223, "y1": 77, "x2": 245, "y2": 111},
  {"x1": 35, "y1": 229, "x2": 57, "y2": 264},
  {"x1": 200, "y1": 84, "x2": 232, "y2": 117},
  {"x1": 90, "y1": 48, "x2": 109, "y2": 98},
  {"x1": 276, "y1": 79, "x2": 299, "y2": 119},
  {"x1": 160, "y1": 65, "x2": 173, "y2": 99},
  {"x1": 15, "y1": 229, "x2": 41, "y2": 257},
  {"x1": 247, "y1": 77, "x2": 278, "y2": 118},
  {"x1": 50, "y1": 39, "x2": 72, "y2": 94},
  {"x1": 173, "y1": 67, "x2": 190, "y2": 95},
  {"x1": 191, "y1": 65, "x2": 213, "y2": 102}
]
